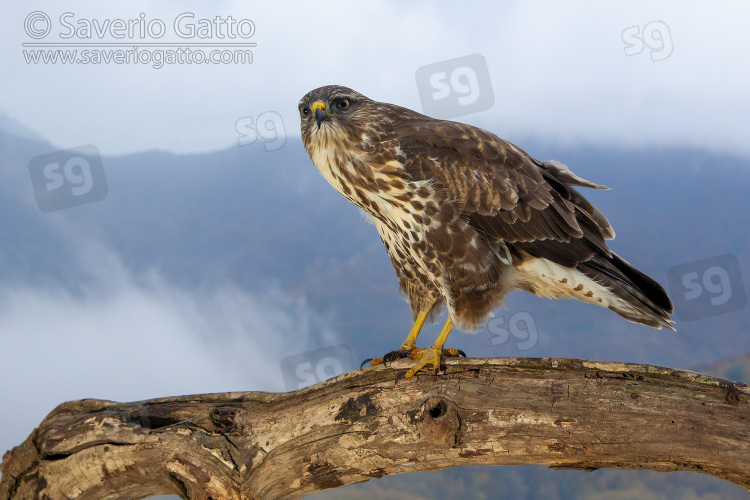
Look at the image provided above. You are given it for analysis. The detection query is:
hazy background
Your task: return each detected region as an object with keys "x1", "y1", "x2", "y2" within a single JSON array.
[
  {"x1": 1, "y1": 1, "x2": 749, "y2": 498},
  {"x1": 3, "y1": 0, "x2": 750, "y2": 156}
]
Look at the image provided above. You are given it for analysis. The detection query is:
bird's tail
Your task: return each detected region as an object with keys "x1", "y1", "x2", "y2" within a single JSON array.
[{"x1": 579, "y1": 252, "x2": 675, "y2": 331}]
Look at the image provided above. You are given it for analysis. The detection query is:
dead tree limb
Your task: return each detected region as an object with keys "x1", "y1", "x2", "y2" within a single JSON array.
[{"x1": 1, "y1": 357, "x2": 749, "y2": 499}]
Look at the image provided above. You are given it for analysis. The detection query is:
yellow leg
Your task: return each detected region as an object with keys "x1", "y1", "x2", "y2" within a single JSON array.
[
  {"x1": 400, "y1": 310, "x2": 429, "y2": 350},
  {"x1": 403, "y1": 316, "x2": 458, "y2": 378},
  {"x1": 363, "y1": 313, "x2": 465, "y2": 374},
  {"x1": 432, "y1": 316, "x2": 454, "y2": 350},
  {"x1": 365, "y1": 310, "x2": 429, "y2": 368}
]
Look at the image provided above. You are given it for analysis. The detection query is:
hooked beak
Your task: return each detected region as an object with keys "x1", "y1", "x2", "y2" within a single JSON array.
[{"x1": 312, "y1": 101, "x2": 327, "y2": 129}]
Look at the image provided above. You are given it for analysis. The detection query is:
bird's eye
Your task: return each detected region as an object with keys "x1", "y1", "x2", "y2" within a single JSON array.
[
  {"x1": 300, "y1": 106, "x2": 311, "y2": 119},
  {"x1": 336, "y1": 99, "x2": 350, "y2": 111}
]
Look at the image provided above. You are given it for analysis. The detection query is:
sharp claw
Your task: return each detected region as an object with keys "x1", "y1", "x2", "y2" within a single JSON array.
[
  {"x1": 366, "y1": 346, "x2": 464, "y2": 378},
  {"x1": 383, "y1": 350, "x2": 411, "y2": 363}
]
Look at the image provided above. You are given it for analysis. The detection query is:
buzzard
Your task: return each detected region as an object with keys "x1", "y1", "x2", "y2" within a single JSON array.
[{"x1": 299, "y1": 85, "x2": 674, "y2": 378}]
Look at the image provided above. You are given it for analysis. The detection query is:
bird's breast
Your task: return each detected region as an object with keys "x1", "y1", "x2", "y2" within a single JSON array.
[{"x1": 309, "y1": 145, "x2": 427, "y2": 228}]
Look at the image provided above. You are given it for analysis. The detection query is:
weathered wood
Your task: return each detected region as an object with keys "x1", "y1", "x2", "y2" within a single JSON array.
[{"x1": 1, "y1": 357, "x2": 748, "y2": 499}]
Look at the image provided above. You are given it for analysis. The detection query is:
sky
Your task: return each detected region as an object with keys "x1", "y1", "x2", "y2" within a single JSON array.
[
  {"x1": 1, "y1": 0, "x2": 749, "y2": 156},
  {"x1": 1, "y1": 2, "x2": 749, "y2": 494}
]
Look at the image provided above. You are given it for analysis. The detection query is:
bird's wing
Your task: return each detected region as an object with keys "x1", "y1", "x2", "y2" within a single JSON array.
[
  {"x1": 384, "y1": 112, "x2": 673, "y2": 328},
  {"x1": 393, "y1": 117, "x2": 615, "y2": 268}
]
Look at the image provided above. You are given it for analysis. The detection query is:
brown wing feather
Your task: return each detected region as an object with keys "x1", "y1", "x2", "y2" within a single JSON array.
[
  {"x1": 391, "y1": 116, "x2": 613, "y2": 268},
  {"x1": 385, "y1": 110, "x2": 673, "y2": 326}
]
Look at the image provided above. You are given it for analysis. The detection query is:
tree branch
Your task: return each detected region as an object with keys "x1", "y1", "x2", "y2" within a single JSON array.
[{"x1": 2, "y1": 357, "x2": 748, "y2": 499}]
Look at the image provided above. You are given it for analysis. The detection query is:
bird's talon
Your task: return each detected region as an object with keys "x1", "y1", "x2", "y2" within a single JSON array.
[
  {"x1": 441, "y1": 348, "x2": 465, "y2": 358},
  {"x1": 361, "y1": 357, "x2": 386, "y2": 369},
  {"x1": 383, "y1": 350, "x2": 412, "y2": 363}
]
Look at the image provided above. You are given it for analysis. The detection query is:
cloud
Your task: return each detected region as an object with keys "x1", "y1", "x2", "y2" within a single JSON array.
[
  {"x1": 1, "y1": 1, "x2": 749, "y2": 156},
  {"x1": 0, "y1": 237, "x2": 339, "y2": 456}
]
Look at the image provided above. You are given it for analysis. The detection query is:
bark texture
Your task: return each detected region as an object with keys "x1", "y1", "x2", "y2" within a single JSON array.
[{"x1": 1, "y1": 357, "x2": 748, "y2": 499}]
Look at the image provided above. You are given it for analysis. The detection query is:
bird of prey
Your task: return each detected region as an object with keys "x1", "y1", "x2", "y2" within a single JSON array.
[{"x1": 299, "y1": 85, "x2": 674, "y2": 378}]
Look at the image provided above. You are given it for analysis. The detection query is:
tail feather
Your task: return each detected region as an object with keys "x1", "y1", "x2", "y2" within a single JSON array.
[
  {"x1": 513, "y1": 251, "x2": 675, "y2": 331},
  {"x1": 505, "y1": 159, "x2": 674, "y2": 331},
  {"x1": 579, "y1": 252, "x2": 675, "y2": 331}
]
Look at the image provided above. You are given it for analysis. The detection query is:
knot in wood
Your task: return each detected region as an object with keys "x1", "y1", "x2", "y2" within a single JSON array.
[
  {"x1": 210, "y1": 407, "x2": 238, "y2": 432},
  {"x1": 725, "y1": 383, "x2": 741, "y2": 405},
  {"x1": 416, "y1": 397, "x2": 461, "y2": 446}
]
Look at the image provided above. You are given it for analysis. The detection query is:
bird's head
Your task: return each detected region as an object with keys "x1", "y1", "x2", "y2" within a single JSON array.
[{"x1": 298, "y1": 85, "x2": 374, "y2": 147}]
